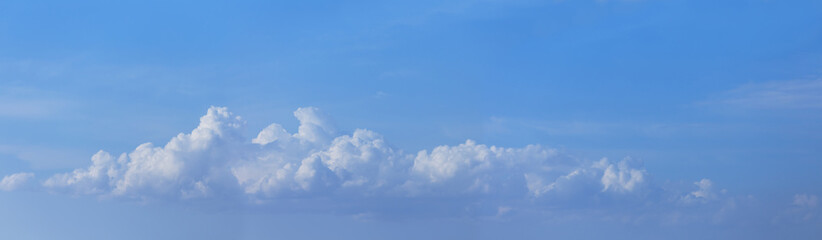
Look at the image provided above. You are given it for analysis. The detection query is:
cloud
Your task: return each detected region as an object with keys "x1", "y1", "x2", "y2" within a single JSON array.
[
  {"x1": 712, "y1": 79, "x2": 822, "y2": 110},
  {"x1": 599, "y1": 158, "x2": 646, "y2": 193},
  {"x1": 0, "y1": 172, "x2": 35, "y2": 191},
  {"x1": 0, "y1": 144, "x2": 94, "y2": 170},
  {"x1": 40, "y1": 106, "x2": 731, "y2": 219},
  {"x1": 793, "y1": 194, "x2": 818, "y2": 208},
  {"x1": 681, "y1": 179, "x2": 721, "y2": 204},
  {"x1": 0, "y1": 98, "x2": 68, "y2": 118},
  {"x1": 0, "y1": 85, "x2": 75, "y2": 119},
  {"x1": 774, "y1": 193, "x2": 820, "y2": 223},
  {"x1": 373, "y1": 91, "x2": 389, "y2": 99}
]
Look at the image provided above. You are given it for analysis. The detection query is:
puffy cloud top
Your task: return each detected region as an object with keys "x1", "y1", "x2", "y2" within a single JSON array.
[{"x1": 38, "y1": 106, "x2": 723, "y2": 217}]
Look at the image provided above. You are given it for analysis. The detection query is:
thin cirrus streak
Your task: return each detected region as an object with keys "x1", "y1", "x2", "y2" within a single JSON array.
[{"x1": 5, "y1": 106, "x2": 728, "y2": 218}]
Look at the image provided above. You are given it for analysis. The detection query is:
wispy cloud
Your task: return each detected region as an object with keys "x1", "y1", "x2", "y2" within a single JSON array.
[
  {"x1": 774, "y1": 193, "x2": 820, "y2": 223},
  {"x1": 0, "y1": 172, "x2": 35, "y2": 191},
  {"x1": 0, "y1": 98, "x2": 69, "y2": 118},
  {"x1": 0, "y1": 144, "x2": 95, "y2": 169},
  {"x1": 794, "y1": 194, "x2": 818, "y2": 208},
  {"x1": 0, "y1": 86, "x2": 74, "y2": 119},
  {"x1": 710, "y1": 79, "x2": 822, "y2": 110}
]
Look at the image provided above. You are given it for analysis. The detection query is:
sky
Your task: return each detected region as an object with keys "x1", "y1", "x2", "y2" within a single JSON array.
[{"x1": 0, "y1": 0, "x2": 821, "y2": 239}]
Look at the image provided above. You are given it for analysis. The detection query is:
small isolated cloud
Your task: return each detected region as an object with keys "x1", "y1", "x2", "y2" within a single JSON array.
[
  {"x1": 711, "y1": 79, "x2": 822, "y2": 110},
  {"x1": 373, "y1": 91, "x2": 389, "y2": 99},
  {"x1": 792, "y1": 194, "x2": 819, "y2": 221},
  {"x1": 0, "y1": 172, "x2": 35, "y2": 191},
  {"x1": 598, "y1": 158, "x2": 646, "y2": 193},
  {"x1": 793, "y1": 194, "x2": 818, "y2": 208},
  {"x1": 774, "y1": 193, "x2": 820, "y2": 223},
  {"x1": 39, "y1": 106, "x2": 730, "y2": 219},
  {"x1": 681, "y1": 179, "x2": 719, "y2": 204}
]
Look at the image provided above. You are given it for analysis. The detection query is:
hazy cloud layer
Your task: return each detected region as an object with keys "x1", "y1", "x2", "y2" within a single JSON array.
[{"x1": 32, "y1": 106, "x2": 733, "y2": 219}]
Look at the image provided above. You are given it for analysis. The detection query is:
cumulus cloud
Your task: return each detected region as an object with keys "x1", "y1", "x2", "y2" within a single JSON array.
[
  {"x1": 598, "y1": 158, "x2": 645, "y2": 193},
  {"x1": 41, "y1": 106, "x2": 726, "y2": 218},
  {"x1": 0, "y1": 172, "x2": 35, "y2": 191}
]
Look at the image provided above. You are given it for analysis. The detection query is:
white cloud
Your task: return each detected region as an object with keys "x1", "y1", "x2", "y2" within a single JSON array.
[
  {"x1": 40, "y1": 106, "x2": 727, "y2": 218},
  {"x1": 0, "y1": 172, "x2": 35, "y2": 191},
  {"x1": 44, "y1": 106, "x2": 245, "y2": 198},
  {"x1": 43, "y1": 151, "x2": 122, "y2": 195},
  {"x1": 680, "y1": 178, "x2": 729, "y2": 205},
  {"x1": 691, "y1": 179, "x2": 714, "y2": 198},
  {"x1": 598, "y1": 158, "x2": 646, "y2": 193}
]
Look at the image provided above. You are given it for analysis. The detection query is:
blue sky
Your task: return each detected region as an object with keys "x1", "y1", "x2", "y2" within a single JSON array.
[{"x1": 1, "y1": 0, "x2": 821, "y2": 239}]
